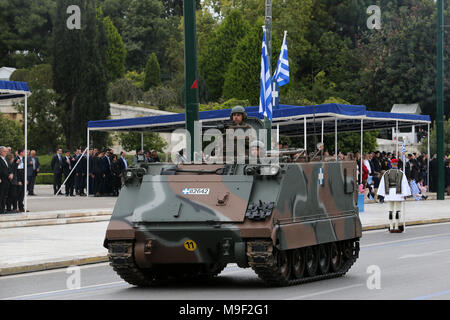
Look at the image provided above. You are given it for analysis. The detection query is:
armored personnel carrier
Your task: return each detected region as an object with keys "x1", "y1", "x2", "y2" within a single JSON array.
[{"x1": 104, "y1": 117, "x2": 362, "y2": 286}]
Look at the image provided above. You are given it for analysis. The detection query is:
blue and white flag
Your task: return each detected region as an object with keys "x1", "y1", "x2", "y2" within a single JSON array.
[
  {"x1": 273, "y1": 31, "x2": 289, "y2": 87},
  {"x1": 259, "y1": 29, "x2": 273, "y2": 121}
]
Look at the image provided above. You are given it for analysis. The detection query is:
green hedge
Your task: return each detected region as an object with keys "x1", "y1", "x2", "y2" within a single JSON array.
[{"x1": 36, "y1": 173, "x2": 54, "y2": 185}]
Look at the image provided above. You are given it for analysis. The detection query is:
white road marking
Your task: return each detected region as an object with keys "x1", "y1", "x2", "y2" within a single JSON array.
[
  {"x1": 361, "y1": 232, "x2": 450, "y2": 249},
  {"x1": 2, "y1": 280, "x2": 127, "y2": 300},
  {"x1": 399, "y1": 248, "x2": 450, "y2": 259},
  {"x1": 0, "y1": 263, "x2": 111, "y2": 280},
  {"x1": 285, "y1": 284, "x2": 364, "y2": 300}
]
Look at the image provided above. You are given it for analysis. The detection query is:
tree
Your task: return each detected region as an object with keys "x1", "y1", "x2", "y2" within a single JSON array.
[
  {"x1": 198, "y1": 10, "x2": 249, "y2": 101},
  {"x1": 160, "y1": 0, "x2": 201, "y2": 17},
  {"x1": 98, "y1": 0, "x2": 131, "y2": 35},
  {"x1": 143, "y1": 53, "x2": 161, "y2": 90},
  {"x1": 122, "y1": 0, "x2": 170, "y2": 71},
  {"x1": 118, "y1": 132, "x2": 167, "y2": 153},
  {"x1": 103, "y1": 16, "x2": 127, "y2": 81},
  {"x1": 0, "y1": 115, "x2": 24, "y2": 151},
  {"x1": 222, "y1": 20, "x2": 263, "y2": 105},
  {"x1": 357, "y1": 0, "x2": 450, "y2": 119},
  {"x1": 53, "y1": 0, "x2": 110, "y2": 150},
  {"x1": 0, "y1": 0, "x2": 56, "y2": 67},
  {"x1": 107, "y1": 78, "x2": 143, "y2": 104},
  {"x1": 420, "y1": 120, "x2": 450, "y2": 156},
  {"x1": 10, "y1": 64, "x2": 65, "y2": 154}
]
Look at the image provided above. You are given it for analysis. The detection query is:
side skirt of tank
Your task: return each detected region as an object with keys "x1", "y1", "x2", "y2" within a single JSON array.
[{"x1": 273, "y1": 215, "x2": 361, "y2": 251}]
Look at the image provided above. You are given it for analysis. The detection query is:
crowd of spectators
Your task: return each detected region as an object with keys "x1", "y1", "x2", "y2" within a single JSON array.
[
  {"x1": 321, "y1": 149, "x2": 450, "y2": 202},
  {"x1": 51, "y1": 148, "x2": 161, "y2": 198},
  {"x1": 0, "y1": 146, "x2": 40, "y2": 214}
]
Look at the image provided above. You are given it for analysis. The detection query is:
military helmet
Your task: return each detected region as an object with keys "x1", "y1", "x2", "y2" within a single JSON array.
[{"x1": 230, "y1": 105, "x2": 247, "y2": 121}]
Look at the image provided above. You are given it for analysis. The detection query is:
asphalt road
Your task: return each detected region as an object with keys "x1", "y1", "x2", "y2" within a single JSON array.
[{"x1": 1, "y1": 222, "x2": 450, "y2": 301}]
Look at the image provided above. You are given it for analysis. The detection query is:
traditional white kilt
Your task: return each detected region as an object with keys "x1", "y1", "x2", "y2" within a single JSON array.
[{"x1": 377, "y1": 170, "x2": 411, "y2": 201}]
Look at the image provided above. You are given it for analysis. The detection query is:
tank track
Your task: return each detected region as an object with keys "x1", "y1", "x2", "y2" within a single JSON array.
[
  {"x1": 247, "y1": 238, "x2": 360, "y2": 286},
  {"x1": 108, "y1": 241, "x2": 156, "y2": 287},
  {"x1": 109, "y1": 239, "x2": 359, "y2": 287},
  {"x1": 108, "y1": 241, "x2": 226, "y2": 286}
]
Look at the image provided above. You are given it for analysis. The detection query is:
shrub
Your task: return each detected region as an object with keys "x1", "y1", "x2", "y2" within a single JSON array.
[
  {"x1": 36, "y1": 173, "x2": 53, "y2": 185},
  {"x1": 107, "y1": 78, "x2": 143, "y2": 104}
]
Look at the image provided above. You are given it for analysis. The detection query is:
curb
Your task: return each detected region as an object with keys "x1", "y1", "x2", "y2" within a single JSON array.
[
  {"x1": 0, "y1": 255, "x2": 109, "y2": 276},
  {"x1": 362, "y1": 218, "x2": 450, "y2": 231},
  {"x1": 0, "y1": 209, "x2": 112, "y2": 229},
  {"x1": 0, "y1": 215, "x2": 111, "y2": 229}
]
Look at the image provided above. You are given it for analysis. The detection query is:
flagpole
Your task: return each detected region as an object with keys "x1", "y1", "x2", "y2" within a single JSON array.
[{"x1": 264, "y1": 0, "x2": 272, "y2": 150}]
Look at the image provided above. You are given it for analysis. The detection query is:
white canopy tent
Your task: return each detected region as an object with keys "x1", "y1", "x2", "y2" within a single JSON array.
[{"x1": 0, "y1": 80, "x2": 31, "y2": 212}]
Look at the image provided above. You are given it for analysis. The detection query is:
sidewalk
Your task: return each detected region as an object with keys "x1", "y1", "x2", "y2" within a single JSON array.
[{"x1": 1, "y1": 198, "x2": 450, "y2": 276}]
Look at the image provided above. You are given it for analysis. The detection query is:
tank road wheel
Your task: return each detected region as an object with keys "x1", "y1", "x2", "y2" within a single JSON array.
[
  {"x1": 318, "y1": 244, "x2": 330, "y2": 275},
  {"x1": 291, "y1": 248, "x2": 306, "y2": 279},
  {"x1": 274, "y1": 248, "x2": 291, "y2": 281},
  {"x1": 305, "y1": 246, "x2": 319, "y2": 277},
  {"x1": 329, "y1": 242, "x2": 342, "y2": 272},
  {"x1": 342, "y1": 240, "x2": 353, "y2": 261}
]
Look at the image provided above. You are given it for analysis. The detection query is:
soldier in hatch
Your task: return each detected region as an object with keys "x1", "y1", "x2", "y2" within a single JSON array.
[
  {"x1": 377, "y1": 158, "x2": 411, "y2": 233},
  {"x1": 229, "y1": 106, "x2": 251, "y2": 128}
]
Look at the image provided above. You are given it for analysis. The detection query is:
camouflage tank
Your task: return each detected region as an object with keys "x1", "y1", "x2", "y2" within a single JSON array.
[{"x1": 104, "y1": 118, "x2": 362, "y2": 286}]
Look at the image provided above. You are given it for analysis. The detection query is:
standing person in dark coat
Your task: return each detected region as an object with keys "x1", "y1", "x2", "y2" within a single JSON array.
[
  {"x1": 51, "y1": 148, "x2": 64, "y2": 195},
  {"x1": 102, "y1": 149, "x2": 112, "y2": 196},
  {"x1": 74, "y1": 148, "x2": 87, "y2": 196},
  {"x1": 93, "y1": 152, "x2": 104, "y2": 197},
  {"x1": 88, "y1": 149, "x2": 97, "y2": 195},
  {"x1": 6, "y1": 154, "x2": 18, "y2": 213},
  {"x1": 110, "y1": 155, "x2": 122, "y2": 197},
  {"x1": 27, "y1": 150, "x2": 40, "y2": 196},
  {"x1": 118, "y1": 151, "x2": 128, "y2": 173},
  {"x1": 63, "y1": 151, "x2": 76, "y2": 196},
  {"x1": 445, "y1": 159, "x2": 450, "y2": 196},
  {"x1": 429, "y1": 155, "x2": 438, "y2": 192},
  {"x1": 14, "y1": 149, "x2": 26, "y2": 212},
  {"x1": 0, "y1": 146, "x2": 13, "y2": 214}
]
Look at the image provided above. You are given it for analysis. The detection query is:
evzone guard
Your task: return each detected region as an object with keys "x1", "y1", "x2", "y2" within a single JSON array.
[{"x1": 377, "y1": 158, "x2": 411, "y2": 233}]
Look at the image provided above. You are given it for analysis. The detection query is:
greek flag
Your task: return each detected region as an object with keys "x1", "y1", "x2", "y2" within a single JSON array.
[
  {"x1": 259, "y1": 29, "x2": 273, "y2": 121},
  {"x1": 273, "y1": 31, "x2": 289, "y2": 87},
  {"x1": 401, "y1": 141, "x2": 406, "y2": 161}
]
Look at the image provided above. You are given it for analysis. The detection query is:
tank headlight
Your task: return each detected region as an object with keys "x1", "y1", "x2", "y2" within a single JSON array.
[{"x1": 260, "y1": 165, "x2": 280, "y2": 176}]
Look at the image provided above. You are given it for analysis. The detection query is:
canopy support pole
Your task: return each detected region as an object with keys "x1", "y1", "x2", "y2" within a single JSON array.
[
  {"x1": 321, "y1": 120, "x2": 324, "y2": 144},
  {"x1": 141, "y1": 132, "x2": 144, "y2": 152},
  {"x1": 335, "y1": 118, "x2": 338, "y2": 161},
  {"x1": 24, "y1": 94, "x2": 28, "y2": 213},
  {"x1": 276, "y1": 124, "x2": 279, "y2": 145},
  {"x1": 304, "y1": 117, "x2": 307, "y2": 153},
  {"x1": 396, "y1": 120, "x2": 399, "y2": 158},
  {"x1": 87, "y1": 128, "x2": 90, "y2": 197},
  {"x1": 427, "y1": 123, "x2": 430, "y2": 189},
  {"x1": 361, "y1": 118, "x2": 363, "y2": 183}
]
